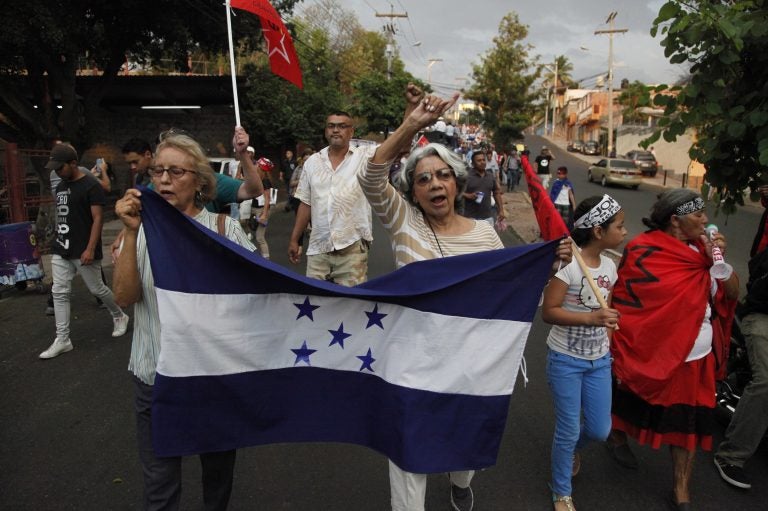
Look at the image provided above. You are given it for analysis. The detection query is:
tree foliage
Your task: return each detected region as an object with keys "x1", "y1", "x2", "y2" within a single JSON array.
[
  {"x1": 648, "y1": 0, "x2": 768, "y2": 212},
  {"x1": 465, "y1": 13, "x2": 541, "y2": 148},
  {"x1": 618, "y1": 81, "x2": 651, "y2": 124}
]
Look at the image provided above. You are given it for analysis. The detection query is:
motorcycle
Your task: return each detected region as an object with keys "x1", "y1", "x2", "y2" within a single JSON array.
[{"x1": 715, "y1": 316, "x2": 748, "y2": 425}]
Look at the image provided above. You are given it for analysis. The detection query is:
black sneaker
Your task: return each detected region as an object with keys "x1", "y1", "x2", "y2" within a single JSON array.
[{"x1": 714, "y1": 457, "x2": 751, "y2": 489}]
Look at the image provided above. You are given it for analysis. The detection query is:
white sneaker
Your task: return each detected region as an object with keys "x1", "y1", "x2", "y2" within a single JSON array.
[
  {"x1": 112, "y1": 313, "x2": 130, "y2": 337},
  {"x1": 39, "y1": 337, "x2": 73, "y2": 359}
]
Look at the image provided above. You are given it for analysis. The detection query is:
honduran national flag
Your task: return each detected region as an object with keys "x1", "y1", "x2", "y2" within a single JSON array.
[{"x1": 139, "y1": 189, "x2": 557, "y2": 473}]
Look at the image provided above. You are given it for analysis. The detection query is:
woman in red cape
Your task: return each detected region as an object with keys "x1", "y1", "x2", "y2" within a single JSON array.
[{"x1": 607, "y1": 189, "x2": 738, "y2": 510}]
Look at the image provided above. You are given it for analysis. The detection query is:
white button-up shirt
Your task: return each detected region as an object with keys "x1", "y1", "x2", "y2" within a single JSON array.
[{"x1": 295, "y1": 144, "x2": 376, "y2": 256}]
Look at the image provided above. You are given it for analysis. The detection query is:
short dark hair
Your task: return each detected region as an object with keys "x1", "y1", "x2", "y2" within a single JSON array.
[
  {"x1": 327, "y1": 111, "x2": 352, "y2": 119},
  {"x1": 471, "y1": 151, "x2": 486, "y2": 164},
  {"x1": 122, "y1": 138, "x2": 152, "y2": 155},
  {"x1": 557, "y1": 166, "x2": 568, "y2": 174}
]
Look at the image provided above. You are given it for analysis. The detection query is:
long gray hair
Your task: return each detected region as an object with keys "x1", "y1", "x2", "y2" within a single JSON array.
[
  {"x1": 642, "y1": 188, "x2": 702, "y2": 231},
  {"x1": 398, "y1": 143, "x2": 468, "y2": 208}
]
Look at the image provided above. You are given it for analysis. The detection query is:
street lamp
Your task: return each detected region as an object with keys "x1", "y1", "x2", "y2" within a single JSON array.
[{"x1": 427, "y1": 58, "x2": 443, "y2": 84}]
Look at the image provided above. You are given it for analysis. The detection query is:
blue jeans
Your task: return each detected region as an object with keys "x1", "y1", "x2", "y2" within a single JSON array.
[{"x1": 546, "y1": 349, "x2": 612, "y2": 496}]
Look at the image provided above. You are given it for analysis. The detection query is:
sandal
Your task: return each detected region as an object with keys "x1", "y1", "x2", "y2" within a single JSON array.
[{"x1": 553, "y1": 494, "x2": 576, "y2": 511}]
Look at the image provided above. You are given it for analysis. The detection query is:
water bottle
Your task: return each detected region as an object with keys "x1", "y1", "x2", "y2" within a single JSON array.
[{"x1": 706, "y1": 224, "x2": 733, "y2": 280}]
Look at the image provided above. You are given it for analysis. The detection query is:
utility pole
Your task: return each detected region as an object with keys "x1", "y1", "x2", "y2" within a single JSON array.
[
  {"x1": 375, "y1": 5, "x2": 408, "y2": 81},
  {"x1": 595, "y1": 12, "x2": 627, "y2": 156}
]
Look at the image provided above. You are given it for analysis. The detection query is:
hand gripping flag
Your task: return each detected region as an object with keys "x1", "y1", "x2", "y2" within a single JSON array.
[
  {"x1": 231, "y1": 0, "x2": 303, "y2": 89},
  {"x1": 521, "y1": 154, "x2": 569, "y2": 241},
  {"x1": 139, "y1": 189, "x2": 557, "y2": 473}
]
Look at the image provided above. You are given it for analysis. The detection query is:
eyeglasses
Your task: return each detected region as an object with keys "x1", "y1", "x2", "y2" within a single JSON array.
[
  {"x1": 413, "y1": 168, "x2": 455, "y2": 186},
  {"x1": 326, "y1": 122, "x2": 352, "y2": 130},
  {"x1": 148, "y1": 166, "x2": 196, "y2": 178}
]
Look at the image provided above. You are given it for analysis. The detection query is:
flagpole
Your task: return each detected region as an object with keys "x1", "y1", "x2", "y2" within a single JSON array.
[{"x1": 225, "y1": 0, "x2": 241, "y2": 126}]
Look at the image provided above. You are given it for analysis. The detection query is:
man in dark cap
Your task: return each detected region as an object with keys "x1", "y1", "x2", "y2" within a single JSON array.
[{"x1": 40, "y1": 144, "x2": 130, "y2": 359}]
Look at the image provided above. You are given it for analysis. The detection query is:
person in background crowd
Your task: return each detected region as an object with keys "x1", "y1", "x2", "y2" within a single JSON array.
[
  {"x1": 445, "y1": 121, "x2": 456, "y2": 149},
  {"x1": 280, "y1": 149, "x2": 297, "y2": 212},
  {"x1": 505, "y1": 147, "x2": 521, "y2": 192},
  {"x1": 288, "y1": 111, "x2": 378, "y2": 286},
  {"x1": 287, "y1": 148, "x2": 314, "y2": 255},
  {"x1": 462, "y1": 151, "x2": 505, "y2": 228},
  {"x1": 113, "y1": 132, "x2": 254, "y2": 511},
  {"x1": 90, "y1": 158, "x2": 112, "y2": 193},
  {"x1": 536, "y1": 146, "x2": 555, "y2": 189},
  {"x1": 249, "y1": 157, "x2": 274, "y2": 259},
  {"x1": 608, "y1": 189, "x2": 739, "y2": 510},
  {"x1": 713, "y1": 182, "x2": 768, "y2": 490},
  {"x1": 542, "y1": 194, "x2": 626, "y2": 511},
  {"x1": 39, "y1": 144, "x2": 130, "y2": 360},
  {"x1": 122, "y1": 139, "x2": 154, "y2": 188},
  {"x1": 550, "y1": 166, "x2": 576, "y2": 231}
]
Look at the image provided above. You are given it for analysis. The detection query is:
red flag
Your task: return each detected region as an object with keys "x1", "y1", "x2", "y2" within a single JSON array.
[
  {"x1": 520, "y1": 155, "x2": 569, "y2": 241},
  {"x1": 416, "y1": 135, "x2": 429, "y2": 147},
  {"x1": 230, "y1": 0, "x2": 303, "y2": 89}
]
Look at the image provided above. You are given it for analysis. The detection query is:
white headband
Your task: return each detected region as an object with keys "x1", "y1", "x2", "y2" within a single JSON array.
[
  {"x1": 574, "y1": 194, "x2": 621, "y2": 229},
  {"x1": 675, "y1": 197, "x2": 704, "y2": 216}
]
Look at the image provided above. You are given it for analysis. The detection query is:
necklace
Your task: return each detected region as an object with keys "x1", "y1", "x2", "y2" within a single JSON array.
[{"x1": 424, "y1": 214, "x2": 445, "y2": 257}]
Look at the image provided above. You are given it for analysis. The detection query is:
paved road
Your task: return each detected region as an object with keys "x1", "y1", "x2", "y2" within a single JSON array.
[{"x1": 1, "y1": 157, "x2": 766, "y2": 510}]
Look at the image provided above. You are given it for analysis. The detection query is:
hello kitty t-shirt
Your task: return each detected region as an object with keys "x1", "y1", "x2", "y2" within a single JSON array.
[{"x1": 546, "y1": 254, "x2": 617, "y2": 360}]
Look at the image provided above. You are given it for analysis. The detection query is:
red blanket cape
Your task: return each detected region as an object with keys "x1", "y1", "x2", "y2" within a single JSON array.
[{"x1": 611, "y1": 230, "x2": 736, "y2": 404}]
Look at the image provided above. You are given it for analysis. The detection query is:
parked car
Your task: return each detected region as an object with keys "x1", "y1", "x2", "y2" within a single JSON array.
[
  {"x1": 587, "y1": 158, "x2": 643, "y2": 189},
  {"x1": 567, "y1": 140, "x2": 584, "y2": 153},
  {"x1": 625, "y1": 150, "x2": 658, "y2": 177},
  {"x1": 583, "y1": 141, "x2": 600, "y2": 155}
]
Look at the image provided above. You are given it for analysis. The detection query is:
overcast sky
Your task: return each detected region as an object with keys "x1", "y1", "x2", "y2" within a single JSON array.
[{"x1": 299, "y1": 0, "x2": 687, "y2": 95}]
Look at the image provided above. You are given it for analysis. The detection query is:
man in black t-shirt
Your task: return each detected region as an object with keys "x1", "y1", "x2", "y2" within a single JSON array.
[
  {"x1": 535, "y1": 146, "x2": 555, "y2": 189},
  {"x1": 39, "y1": 144, "x2": 130, "y2": 360}
]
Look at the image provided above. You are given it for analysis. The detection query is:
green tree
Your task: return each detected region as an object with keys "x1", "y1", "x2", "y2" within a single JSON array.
[
  {"x1": 618, "y1": 81, "x2": 651, "y2": 124},
  {"x1": 648, "y1": 0, "x2": 768, "y2": 212},
  {"x1": 349, "y1": 72, "x2": 427, "y2": 136},
  {"x1": 465, "y1": 13, "x2": 541, "y2": 147}
]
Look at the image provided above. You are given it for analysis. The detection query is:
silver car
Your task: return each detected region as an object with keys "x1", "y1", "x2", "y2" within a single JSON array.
[{"x1": 587, "y1": 158, "x2": 643, "y2": 189}]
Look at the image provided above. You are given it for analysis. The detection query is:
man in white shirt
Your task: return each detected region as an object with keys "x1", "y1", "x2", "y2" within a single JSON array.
[{"x1": 288, "y1": 111, "x2": 377, "y2": 286}]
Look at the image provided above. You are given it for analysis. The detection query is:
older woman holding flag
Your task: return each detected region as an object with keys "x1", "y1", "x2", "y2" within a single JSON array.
[
  {"x1": 359, "y1": 85, "x2": 570, "y2": 511},
  {"x1": 607, "y1": 189, "x2": 738, "y2": 510},
  {"x1": 113, "y1": 132, "x2": 255, "y2": 510}
]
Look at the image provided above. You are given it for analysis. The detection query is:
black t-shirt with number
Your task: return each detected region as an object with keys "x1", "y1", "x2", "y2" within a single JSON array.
[{"x1": 53, "y1": 173, "x2": 106, "y2": 260}]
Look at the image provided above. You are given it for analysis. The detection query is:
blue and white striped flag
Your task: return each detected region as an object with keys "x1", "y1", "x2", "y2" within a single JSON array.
[{"x1": 140, "y1": 189, "x2": 556, "y2": 473}]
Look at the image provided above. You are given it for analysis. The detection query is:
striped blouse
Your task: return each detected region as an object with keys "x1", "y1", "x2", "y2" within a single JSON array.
[
  {"x1": 128, "y1": 209, "x2": 255, "y2": 385},
  {"x1": 358, "y1": 159, "x2": 503, "y2": 268}
]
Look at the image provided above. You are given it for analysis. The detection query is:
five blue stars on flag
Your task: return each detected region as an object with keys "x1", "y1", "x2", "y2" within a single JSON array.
[{"x1": 291, "y1": 296, "x2": 383, "y2": 373}]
